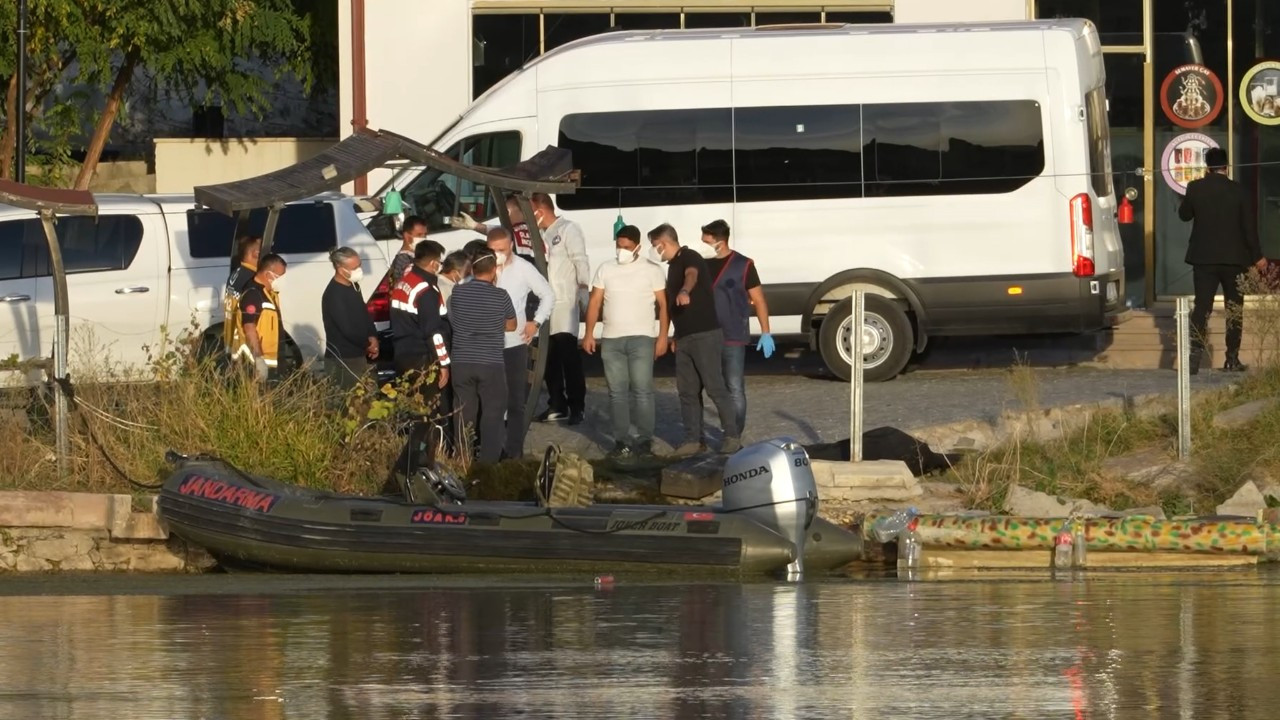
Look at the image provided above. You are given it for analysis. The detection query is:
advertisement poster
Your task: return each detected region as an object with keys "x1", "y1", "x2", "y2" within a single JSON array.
[
  {"x1": 1160, "y1": 64, "x2": 1224, "y2": 129},
  {"x1": 1161, "y1": 133, "x2": 1219, "y2": 195},
  {"x1": 1241, "y1": 60, "x2": 1280, "y2": 125}
]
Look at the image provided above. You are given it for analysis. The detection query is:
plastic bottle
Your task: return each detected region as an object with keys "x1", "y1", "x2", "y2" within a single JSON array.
[
  {"x1": 1070, "y1": 519, "x2": 1087, "y2": 568},
  {"x1": 873, "y1": 506, "x2": 919, "y2": 543},
  {"x1": 1052, "y1": 530, "x2": 1074, "y2": 570},
  {"x1": 897, "y1": 517, "x2": 922, "y2": 570}
]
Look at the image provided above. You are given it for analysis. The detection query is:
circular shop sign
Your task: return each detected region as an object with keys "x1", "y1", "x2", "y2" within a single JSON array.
[
  {"x1": 1160, "y1": 64, "x2": 1224, "y2": 128},
  {"x1": 1240, "y1": 60, "x2": 1280, "y2": 125},
  {"x1": 1161, "y1": 133, "x2": 1219, "y2": 195}
]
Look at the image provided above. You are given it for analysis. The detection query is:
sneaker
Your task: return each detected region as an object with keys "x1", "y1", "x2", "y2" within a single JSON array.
[
  {"x1": 670, "y1": 442, "x2": 705, "y2": 459},
  {"x1": 536, "y1": 408, "x2": 568, "y2": 423},
  {"x1": 1223, "y1": 357, "x2": 1249, "y2": 372},
  {"x1": 568, "y1": 410, "x2": 585, "y2": 426},
  {"x1": 606, "y1": 442, "x2": 634, "y2": 464},
  {"x1": 719, "y1": 437, "x2": 742, "y2": 454}
]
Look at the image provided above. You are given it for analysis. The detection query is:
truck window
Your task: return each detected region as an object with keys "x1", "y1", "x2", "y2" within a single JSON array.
[
  {"x1": 1084, "y1": 87, "x2": 1115, "y2": 198},
  {"x1": 21, "y1": 216, "x2": 145, "y2": 276},
  {"x1": 187, "y1": 204, "x2": 338, "y2": 259},
  {"x1": 397, "y1": 131, "x2": 522, "y2": 233},
  {"x1": 0, "y1": 220, "x2": 25, "y2": 280}
]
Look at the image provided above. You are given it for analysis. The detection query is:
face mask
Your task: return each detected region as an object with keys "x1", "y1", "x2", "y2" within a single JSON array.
[
  {"x1": 495, "y1": 251, "x2": 509, "y2": 266},
  {"x1": 617, "y1": 248, "x2": 638, "y2": 265},
  {"x1": 346, "y1": 267, "x2": 364, "y2": 285},
  {"x1": 697, "y1": 242, "x2": 719, "y2": 260},
  {"x1": 650, "y1": 246, "x2": 666, "y2": 263},
  {"x1": 269, "y1": 272, "x2": 287, "y2": 293}
]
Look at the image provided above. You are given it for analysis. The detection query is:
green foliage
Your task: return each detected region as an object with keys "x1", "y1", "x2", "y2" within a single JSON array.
[{"x1": 0, "y1": 0, "x2": 319, "y2": 184}]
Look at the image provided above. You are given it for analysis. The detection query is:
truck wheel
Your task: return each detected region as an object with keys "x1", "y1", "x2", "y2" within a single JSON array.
[{"x1": 818, "y1": 294, "x2": 913, "y2": 382}]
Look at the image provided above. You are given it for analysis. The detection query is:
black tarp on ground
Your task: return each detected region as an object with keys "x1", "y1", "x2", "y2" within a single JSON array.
[{"x1": 804, "y1": 427, "x2": 962, "y2": 477}]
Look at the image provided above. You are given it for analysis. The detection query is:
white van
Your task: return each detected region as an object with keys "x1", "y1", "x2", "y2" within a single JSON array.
[
  {"x1": 371, "y1": 19, "x2": 1124, "y2": 381},
  {"x1": 0, "y1": 193, "x2": 389, "y2": 383}
]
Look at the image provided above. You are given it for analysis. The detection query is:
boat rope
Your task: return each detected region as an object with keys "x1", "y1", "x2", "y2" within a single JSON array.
[{"x1": 55, "y1": 376, "x2": 165, "y2": 491}]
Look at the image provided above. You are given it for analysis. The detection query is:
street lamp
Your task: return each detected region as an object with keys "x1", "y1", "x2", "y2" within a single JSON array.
[{"x1": 16, "y1": 0, "x2": 27, "y2": 183}]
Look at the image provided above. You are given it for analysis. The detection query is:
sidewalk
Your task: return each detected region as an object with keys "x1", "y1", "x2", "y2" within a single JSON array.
[{"x1": 525, "y1": 367, "x2": 1237, "y2": 460}]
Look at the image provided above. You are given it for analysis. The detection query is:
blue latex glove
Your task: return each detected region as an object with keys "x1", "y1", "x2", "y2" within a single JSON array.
[{"x1": 756, "y1": 333, "x2": 776, "y2": 359}]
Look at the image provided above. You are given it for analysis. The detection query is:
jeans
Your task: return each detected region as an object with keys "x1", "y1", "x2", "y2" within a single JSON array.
[
  {"x1": 544, "y1": 331, "x2": 586, "y2": 414},
  {"x1": 675, "y1": 329, "x2": 740, "y2": 446},
  {"x1": 452, "y1": 362, "x2": 507, "y2": 464},
  {"x1": 600, "y1": 336, "x2": 657, "y2": 447},
  {"x1": 1191, "y1": 264, "x2": 1247, "y2": 358},
  {"x1": 503, "y1": 344, "x2": 529, "y2": 459},
  {"x1": 721, "y1": 344, "x2": 747, "y2": 434}
]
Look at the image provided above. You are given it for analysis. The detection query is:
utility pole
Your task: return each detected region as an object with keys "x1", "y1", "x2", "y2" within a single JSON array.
[{"x1": 16, "y1": 0, "x2": 28, "y2": 183}]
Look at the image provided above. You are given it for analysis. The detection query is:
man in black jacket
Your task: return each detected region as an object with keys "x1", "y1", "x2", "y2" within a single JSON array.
[
  {"x1": 321, "y1": 247, "x2": 378, "y2": 390},
  {"x1": 1178, "y1": 147, "x2": 1267, "y2": 373}
]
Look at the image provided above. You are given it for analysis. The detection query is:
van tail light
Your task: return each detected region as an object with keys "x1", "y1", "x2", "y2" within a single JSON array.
[
  {"x1": 367, "y1": 274, "x2": 392, "y2": 324},
  {"x1": 1070, "y1": 193, "x2": 1096, "y2": 278}
]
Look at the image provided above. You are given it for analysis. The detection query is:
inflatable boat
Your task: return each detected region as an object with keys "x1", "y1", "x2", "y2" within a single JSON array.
[{"x1": 156, "y1": 438, "x2": 864, "y2": 577}]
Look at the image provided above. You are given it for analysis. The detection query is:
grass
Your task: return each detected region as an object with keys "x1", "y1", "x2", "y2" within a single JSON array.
[
  {"x1": 947, "y1": 271, "x2": 1280, "y2": 518},
  {"x1": 0, "y1": 323, "x2": 670, "y2": 503}
]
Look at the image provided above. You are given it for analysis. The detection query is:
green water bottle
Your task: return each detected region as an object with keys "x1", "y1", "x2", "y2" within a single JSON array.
[{"x1": 613, "y1": 213, "x2": 625, "y2": 237}]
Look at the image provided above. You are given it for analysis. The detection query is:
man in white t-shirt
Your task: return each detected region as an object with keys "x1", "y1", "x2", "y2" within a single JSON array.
[{"x1": 582, "y1": 224, "x2": 669, "y2": 463}]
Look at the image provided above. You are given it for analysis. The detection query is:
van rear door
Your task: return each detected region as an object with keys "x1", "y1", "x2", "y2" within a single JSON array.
[{"x1": 1084, "y1": 85, "x2": 1124, "y2": 309}]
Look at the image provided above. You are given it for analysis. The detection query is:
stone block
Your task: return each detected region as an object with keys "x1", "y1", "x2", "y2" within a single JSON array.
[
  {"x1": 660, "y1": 454, "x2": 727, "y2": 500},
  {"x1": 1212, "y1": 398, "x2": 1280, "y2": 430},
  {"x1": 1216, "y1": 481, "x2": 1267, "y2": 518},
  {"x1": 0, "y1": 491, "x2": 116, "y2": 530},
  {"x1": 1100, "y1": 448, "x2": 1195, "y2": 491},
  {"x1": 814, "y1": 460, "x2": 921, "y2": 501},
  {"x1": 1003, "y1": 484, "x2": 1115, "y2": 519}
]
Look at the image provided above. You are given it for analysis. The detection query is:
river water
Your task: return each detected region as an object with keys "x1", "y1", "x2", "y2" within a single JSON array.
[{"x1": 0, "y1": 570, "x2": 1275, "y2": 719}]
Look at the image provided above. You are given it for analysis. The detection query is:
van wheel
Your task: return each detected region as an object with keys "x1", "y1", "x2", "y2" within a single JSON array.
[{"x1": 818, "y1": 294, "x2": 913, "y2": 382}]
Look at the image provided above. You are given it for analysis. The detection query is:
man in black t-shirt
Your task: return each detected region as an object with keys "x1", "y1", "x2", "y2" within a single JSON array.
[
  {"x1": 648, "y1": 223, "x2": 741, "y2": 457},
  {"x1": 321, "y1": 247, "x2": 379, "y2": 391}
]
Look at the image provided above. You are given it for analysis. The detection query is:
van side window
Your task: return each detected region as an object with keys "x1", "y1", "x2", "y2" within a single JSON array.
[
  {"x1": 734, "y1": 104, "x2": 863, "y2": 202},
  {"x1": 391, "y1": 131, "x2": 521, "y2": 234},
  {"x1": 559, "y1": 100, "x2": 1045, "y2": 208},
  {"x1": 558, "y1": 109, "x2": 733, "y2": 210},
  {"x1": 863, "y1": 101, "x2": 1045, "y2": 197},
  {"x1": 188, "y1": 204, "x2": 338, "y2": 259},
  {"x1": 1084, "y1": 88, "x2": 1114, "y2": 198}
]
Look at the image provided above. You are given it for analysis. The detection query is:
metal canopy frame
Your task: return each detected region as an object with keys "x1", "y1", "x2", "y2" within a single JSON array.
[
  {"x1": 0, "y1": 179, "x2": 99, "y2": 478},
  {"x1": 191, "y1": 128, "x2": 581, "y2": 449}
]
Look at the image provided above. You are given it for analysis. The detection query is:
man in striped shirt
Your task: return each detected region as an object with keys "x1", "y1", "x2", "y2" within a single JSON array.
[{"x1": 447, "y1": 250, "x2": 518, "y2": 464}]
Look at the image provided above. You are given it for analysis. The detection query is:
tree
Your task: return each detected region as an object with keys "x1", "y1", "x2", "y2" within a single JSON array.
[{"x1": 70, "y1": 0, "x2": 315, "y2": 189}]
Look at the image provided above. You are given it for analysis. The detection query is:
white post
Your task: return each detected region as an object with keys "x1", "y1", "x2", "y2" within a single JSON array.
[
  {"x1": 850, "y1": 290, "x2": 865, "y2": 463},
  {"x1": 1175, "y1": 296, "x2": 1192, "y2": 460}
]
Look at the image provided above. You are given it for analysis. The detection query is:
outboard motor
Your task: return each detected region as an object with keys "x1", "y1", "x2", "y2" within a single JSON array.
[{"x1": 720, "y1": 437, "x2": 818, "y2": 580}]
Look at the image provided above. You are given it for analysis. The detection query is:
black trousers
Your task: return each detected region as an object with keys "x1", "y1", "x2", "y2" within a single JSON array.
[
  {"x1": 454, "y1": 362, "x2": 508, "y2": 464},
  {"x1": 1191, "y1": 264, "x2": 1247, "y2": 357},
  {"x1": 543, "y1": 332, "x2": 586, "y2": 414},
  {"x1": 503, "y1": 344, "x2": 529, "y2": 459},
  {"x1": 394, "y1": 353, "x2": 455, "y2": 456}
]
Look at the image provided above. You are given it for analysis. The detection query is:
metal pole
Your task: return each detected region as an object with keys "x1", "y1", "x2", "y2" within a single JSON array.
[
  {"x1": 16, "y1": 0, "x2": 28, "y2": 183},
  {"x1": 850, "y1": 290, "x2": 865, "y2": 463},
  {"x1": 260, "y1": 202, "x2": 283, "y2": 256},
  {"x1": 516, "y1": 195, "x2": 550, "y2": 440},
  {"x1": 40, "y1": 210, "x2": 68, "y2": 478},
  {"x1": 1176, "y1": 296, "x2": 1192, "y2": 459}
]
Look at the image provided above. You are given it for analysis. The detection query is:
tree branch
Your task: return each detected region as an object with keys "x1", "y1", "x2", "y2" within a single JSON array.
[{"x1": 74, "y1": 47, "x2": 141, "y2": 190}]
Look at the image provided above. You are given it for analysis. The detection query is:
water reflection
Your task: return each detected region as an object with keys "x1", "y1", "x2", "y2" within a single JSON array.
[{"x1": 0, "y1": 572, "x2": 1278, "y2": 719}]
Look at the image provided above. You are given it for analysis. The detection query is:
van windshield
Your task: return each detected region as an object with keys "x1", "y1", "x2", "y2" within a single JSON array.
[{"x1": 1085, "y1": 87, "x2": 1114, "y2": 198}]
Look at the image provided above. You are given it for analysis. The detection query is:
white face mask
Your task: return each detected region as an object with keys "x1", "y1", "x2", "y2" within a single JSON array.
[
  {"x1": 494, "y1": 250, "x2": 509, "y2": 266},
  {"x1": 345, "y1": 266, "x2": 364, "y2": 285},
  {"x1": 617, "y1": 248, "x2": 638, "y2": 265},
  {"x1": 650, "y1": 246, "x2": 666, "y2": 263},
  {"x1": 269, "y1": 272, "x2": 287, "y2": 292},
  {"x1": 697, "y1": 242, "x2": 720, "y2": 260}
]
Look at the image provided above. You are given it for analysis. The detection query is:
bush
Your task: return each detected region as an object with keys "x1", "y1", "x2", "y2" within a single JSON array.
[{"x1": 1, "y1": 324, "x2": 438, "y2": 495}]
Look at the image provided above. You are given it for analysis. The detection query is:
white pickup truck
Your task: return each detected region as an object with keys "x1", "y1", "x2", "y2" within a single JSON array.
[{"x1": 0, "y1": 192, "x2": 391, "y2": 383}]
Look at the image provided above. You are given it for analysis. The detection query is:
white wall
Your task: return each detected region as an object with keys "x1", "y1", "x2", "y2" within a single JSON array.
[
  {"x1": 339, "y1": 0, "x2": 473, "y2": 194},
  {"x1": 894, "y1": 0, "x2": 1029, "y2": 23},
  {"x1": 154, "y1": 138, "x2": 337, "y2": 194}
]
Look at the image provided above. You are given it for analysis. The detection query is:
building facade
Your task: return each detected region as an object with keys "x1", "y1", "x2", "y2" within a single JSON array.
[{"x1": 339, "y1": 0, "x2": 1280, "y2": 308}]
